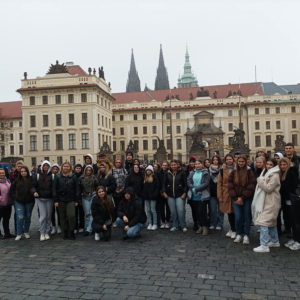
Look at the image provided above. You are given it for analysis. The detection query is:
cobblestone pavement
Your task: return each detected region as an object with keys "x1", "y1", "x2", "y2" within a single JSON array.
[{"x1": 0, "y1": 206, "x2": 300, "y2": 300}]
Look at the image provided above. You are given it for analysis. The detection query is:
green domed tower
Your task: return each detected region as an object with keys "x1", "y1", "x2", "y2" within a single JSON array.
[{"x1": 178, "y1": 47, "x2": 198, "y2": 88}]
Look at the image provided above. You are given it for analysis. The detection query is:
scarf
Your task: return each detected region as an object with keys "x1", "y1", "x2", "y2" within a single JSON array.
[
  {"x1": 210, "y1": 165, "x2": 220, "y2": 183},
  {"x1": 227, "y1": 165, "x2": 234, "y2": 174},
  {"x1": 0, "y1": 177, "x2": 7, "y2": 183}
]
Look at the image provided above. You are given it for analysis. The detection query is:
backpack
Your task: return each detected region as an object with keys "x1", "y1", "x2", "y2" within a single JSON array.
[{"x1": 37, "y1": 173, "x2": 55, "y2": 181}]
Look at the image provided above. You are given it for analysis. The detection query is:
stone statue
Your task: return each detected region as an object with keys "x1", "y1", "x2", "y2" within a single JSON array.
[
  {"x1": 99, "y1": 66, "x2": 105, "y2": 80},
  {"x1": 24, "y1": 72, "x2": 27, "y2": 79},
  {"x1": 99, "y1": 142, "x2": 111, "y2": 153},
  {"x1": 175, "y1": 95, "x2": 180, "y2": 100},
  {"x1": 213, "y1": 90, "x2": 218, "y2": 99},
  {"x1": 88, "y1": 67, "x2": 92, "y2": 75},
  {"x1": 189, "y1": 92, "x2": 194, "y2": 100},
  {"x1": 275, "y1": 135, "x2": 286, "y2": 148},
  {"x1": 108, "y1": 82, "x2": 111, "y2": 88},
  {"x1": 197, "y1": 87, "x2": 210, "y2": 97},
  {"x1": 165, "y1": 95, "x2": 170, "y2": 100},
  {"x1": 232, "y1": 128, "x2": 246, "y2": 149},
  {"x1": 227, "y1": 90, "x2": 232, "y2": 98},
  {"x1": 155, "y1": 136, "x2": 165, "y2": 149},
  {"x1": 93, "y1": 68, "x2": 96, "y2": 75},
  {"x1": 47, "y1": 60, "x2": 69, "y2": 74},
  {"x1": 190, "y1": 130, "x2": 205, "y2": 151}
]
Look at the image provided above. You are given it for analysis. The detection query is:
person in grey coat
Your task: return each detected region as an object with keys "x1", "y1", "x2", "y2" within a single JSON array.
[{"x1": 187, "y1": 159, "x2": 211, "y2": 236}]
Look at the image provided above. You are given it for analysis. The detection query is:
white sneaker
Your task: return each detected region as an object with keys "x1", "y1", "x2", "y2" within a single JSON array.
[
  {"x1": 170, "y1": 227, "x2": 178, "y2": 232},
  {"x1": 57, "y1": 226, "x2": 62, "y2": 234},
  {"x1": 113, "y1": 222, "x2": 117, "y2": 228},
  {"x1": 40, "y1": 234, "x2": 46, "y2": 242},
  {"x1": 209, "y1": 226, "x2": 215, "y2": 230},
  {"x1": 147, "y1": 224, "x2": 152, "y2": 230},
  {"x1": 231, "y1": 232, "x2": 237, "y2": 239},
  {"x1": 243, "y1": 235, "x2": 250, "y2": 245},
  {"x1": 15, "y1": 235, "x2": 22, "y2": 241},
  {"x1": 216, "y1": 226, "x2": 222, "y2": 230},
  {"x1": 226, "y1": 230, "x2": 233, "y2": 237},
  {"x1": 74, "y1": 230, "x2": 78, "y2": 234},
  {"x1": 268, "y1": 241, "x2": 280, "y2": 248},
  {"x1": 234, "y1": 235, "x2": 242, "y2": 243},
  {"x1": 95, "y1": 233, "x2": 100, "y2": 241},
  {"x1": 44, "y1": 233, "x2": 50, "y2": 240},
  {"x1": 151, "y1": 224, "x2": 158, "y2": 230},
  {"x1": 165, "y1": 223, "x2": 170, "y2": 229},
  {"x1": 253, "y1": 245, "x2": 270, "y2": 253},
  {"x1": 285, "y1": 240, "x2": 295, "y2": 248},
  {"x1": 289, "y1": 242, "x2": 300, "y2": 250},
  {"x1": 79, "y1": 228, "x2": 84, "y2": 233},
  {"x1": 24, "y1": 233, "x2": 30, "y2": 239},
  {"x1": 51, "y1": 227, "x2": 56, "y2": 234},
  {"x1": 182, "y1": 228, "x2": 188, "y2": 232},
  {"x1": 160, "y1": 223, "x2": 166, "y2": 229}
]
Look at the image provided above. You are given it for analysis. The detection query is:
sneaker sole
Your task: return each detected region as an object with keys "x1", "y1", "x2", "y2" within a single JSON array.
[
  {"x1": 253, "y1": 249, "x2": 270, "y2": 253},
  {"x1": 234, "y1": 240, "x2": 241, "y2": 243},
  {"x1": 268, "y1": 244, "x2": 280, "y2": 248},
  {"x1": 243, "y1": 242, "x2": 250, "y2": 245}
]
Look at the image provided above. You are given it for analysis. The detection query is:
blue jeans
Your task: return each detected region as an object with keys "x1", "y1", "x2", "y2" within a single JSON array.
[
  {"x1": 260, "y1": 225, "x2": 279, "y2": 246},
  {"x1": 145, "y1": 200, "x2": 157, "y2": 225},
  {"x1": 82, "y1": 195, "x2": 93, "y2": 233},
  {"x1": 116, "y1": 217, "x2": 143, "y2": 238},
  {"x1": 210, "y1": 197, "x2": 224, "y2": 228},
  {"x1": 233, "y1": 198, "x2": 253, "y2": 235},
  {"x1": 15, "y1": 201, "x2": 34, "y2": 236},
  {"x1": 168, "y1": 197, "x2": 186, "y2": 228}
]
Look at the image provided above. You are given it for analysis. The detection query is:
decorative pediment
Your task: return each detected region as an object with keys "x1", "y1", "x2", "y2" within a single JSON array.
[{"x1": 47, "y1": 60, "x2": 69, "y2": 74}]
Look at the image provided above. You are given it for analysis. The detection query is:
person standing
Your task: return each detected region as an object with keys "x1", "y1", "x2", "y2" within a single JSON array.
[
  {"x1": 250, "y1": 147, "x2": 269, "y2": 173},
  {"x1": 83, "y1": 154, "x2": 98, "y2": 176},
  {"x1": 31, "y1": 160, "x2": 56, "y2": 241},
  {"x1": 124, "y1": 163, "x2": 143, "y2": 205},
  {"x1": 124, "y1": 151, "x2": 134, "y2": 174},
  {"x1": 53, "y1": 162, "x2": 80, "y2": 240},
  {"x1": 204, "y1": 159, "x2": 211, "y2": 169},
  {"x1": 10, "y1": 166, "x2": 35, "y2": 241},
  {"x1": 97, "y1": 153, "x2": 114, "y2": 172},
  {"x1": 228, "y1": 155, "x2": 256, "y2": 244},
  {"x1": 284, "y1": 143, "x2": 300, "y2": 170},
  {"x1": 9, "y1": 161, "x2": 23, "y2": 184},
  {"x1": 252, "y1": 159, "x2": 281, "y2": 252},
  {"x1": 274, "y1": 152, "x2": 283, "y2": 164},
  {"x1": 97, "y1": 163, "x2": 117, "y2": 199},
  {"x1": 162, "y1": 160, "x2": 188, "y2": 232},
  {"x1": 253, "y1": 157, "x2": 266, "y2": 179},
  {"x1": 159, "y1": 161, "x2": 170, "y2": 229}
]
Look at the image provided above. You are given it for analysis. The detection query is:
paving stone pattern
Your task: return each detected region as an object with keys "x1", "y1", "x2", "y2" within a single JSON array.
[{"x1": 0, "y1": 206, "x2": 300, "y2": 300}]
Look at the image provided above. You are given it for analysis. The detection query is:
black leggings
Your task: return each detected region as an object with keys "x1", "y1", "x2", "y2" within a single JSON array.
[
  {"x1": 291, "y1": 200, "x2": 300, "y2": 243},
  {"x1": 160, "y1": 198, "x2": 170, "y2": 223},
  {"x1": 277, "y1": 202, "x2": 292, "y2": 233},
  {"x1": 75, "y1": 204, "x2": 84, "y2": 230},
  {"x1": 192, "y1": 201, "x2": 209, "y2": 227},
  {"x1": 188, "y1": 200, "x2": 198, "y2": 224},
  {"x1": 92, "y1": 222, "x2": 112, "y2": 241},
  {"x1": 0, "y1": 205, "x2": 12, "y2": 235},
  {"x1": 227, "y1": 213, "x2": 236, "y2": 231},
  {"x1": 51, "y1": 205, "x2": 61, "y2": 227}
]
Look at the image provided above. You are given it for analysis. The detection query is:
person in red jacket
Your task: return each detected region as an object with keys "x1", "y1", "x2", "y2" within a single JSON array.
[{"x1": 228, "y1": 155, "x2": 256, "y2": 245}]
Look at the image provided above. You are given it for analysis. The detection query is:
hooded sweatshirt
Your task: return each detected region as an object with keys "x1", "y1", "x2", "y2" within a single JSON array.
[
  {"x1": 274, "y1": 152, "x2": 284, "y2": 160},
  {"x1": 78, "y1": 165, "x2": 99, "y2": 198},
  {"x1": 83, "y1": 154, "x2": 98, "y2": 175}
]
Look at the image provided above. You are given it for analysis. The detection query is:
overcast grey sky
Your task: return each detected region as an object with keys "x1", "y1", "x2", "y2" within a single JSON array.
[{"x1": 1, "y1": 0, "x2": 299, "y2": 102}]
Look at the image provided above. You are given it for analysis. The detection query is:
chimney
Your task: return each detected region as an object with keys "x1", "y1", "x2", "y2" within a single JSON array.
[{"x1": 66, "y1": 62, "x2": 74, "y2": 67}]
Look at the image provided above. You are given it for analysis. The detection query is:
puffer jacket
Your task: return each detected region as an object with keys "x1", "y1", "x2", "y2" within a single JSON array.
[
  {"x1": 83, "y1": 154, "x2": 98, "y2": 176},
  {"x1": 162, "y1": 169, "x2": 188, "y2": 198},
  {"x1": 30, "y1": 173, "x2": 56, "y2": 199},
  {"x1": 141, "y1": 174, "x2": 159, "y2": 201},
  {"x1": 125, "y1": 172, "x2": 144, "y2": 197},
  {"x1": 280, "y1": 166, "x2": 299, "y2": 202},
  {"x1": 78, "y1": 165, "x2": 99, "y2": 199},
  {"x1": 91, "y1": 196, "x2": 117, "y2": 226},
  {"x1": 98, "y1": 173, "x2": 117, "y2": 195},
  {"x1": 10, "y1": 179, "x2": 35, "y2": 204},
  {"x1": 0, "y1": 178, "x2": 12, "y2": 207},
  {"x1": 187, "y1": 169, "x2": 211, "y2": 201}
]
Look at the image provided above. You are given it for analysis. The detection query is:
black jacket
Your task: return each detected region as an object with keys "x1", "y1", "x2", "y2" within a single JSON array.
[
  {"x1": 30, "y1": 172, "x2": 56, "y2": 199},
  {"x1": 53, "y1": 172, "x2": 80, "y2": 203},
  {"x1": 280, "y1": 166, "x2": 299, "y2": 202},
  {"x1": 9, "y1": 170, "x2": 19, "y2": 184},
  {"x1": 155, "y1": 171, "x2": 163, "y2": 191},
  {"x1": 124, "y1": 160, "x2": 134, "y2": 174},
  {"x1": 284, "y1": 155, "x2": 300, "y2": 172},
  {"x1": 78, "y1": 175, "x2": 98, "y2": 198},
  {"x1": 91, "y1": 196, "x2": 117, "y2": 225},
  {"x1": 98, "y1": 173, "x2": 117, "y2": 195},
  {"x1": 117, "y1": 187, "x2": 147, "y2": 226},
  {"x1": 162, "y1": 169, "x2": 188, "y2": 198},
  {"x1": 141, "y1": 174, "x2": 159, "y2": 200},
  {"x1": 125, "y1": 172, "x2": 144, "y2": 197},
  {"x1": 253, "y1": 168, "x2": 263, "y2": 179},
  {"x1": 83, "y1": 164, "x2": 98, "y2": 177},
  {"x1": 9, "y1": 179, "x2": 35, "y2": 204}
]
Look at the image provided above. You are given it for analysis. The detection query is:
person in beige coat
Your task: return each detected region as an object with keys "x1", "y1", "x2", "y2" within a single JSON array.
[{"x1": 252, "y1": 158, "x2": 281, "y2": 253}]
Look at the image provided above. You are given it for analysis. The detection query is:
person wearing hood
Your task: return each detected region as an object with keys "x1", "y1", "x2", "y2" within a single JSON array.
[
  {"x1": 78, "y1": 165, "x2": 99, "y2": 237},
  {"x1": 31, "y1": 160, "x2": 56, "y2": 241},
  {"x1": 53, "y1": 162, "x2": 80, "y2": 240},
  {"x1": 253, "y1": 157, "x2": 266, "y2": 179},
  {"x1": 187, "y1": 159, "x2": 211, "y2": 236},
  {"x1": 10, "y1": 166, "x2": 35, "y2": 241},
  {"x1": 142, "y1": 165, "x2": 159, "y2": 230},
  {"x1": 252, "y1": 159, "x2": 281, "y2": 253},
  {"x1": 125, "y1": 163, "x2": 144, "y2": 205},
  {"x1": 274, "y1": 152, "x2": 283, "y2": 164},
  {"x1": 124, "y1": 151, "x2": 134, "y2": 174},
  {"x1": 83, "y1": 154, "x2": 98, "y2": 176},
  {"x1": 159, "y1": 161, "x2": 170, "y2": 229},
  {"x1": 97, "y1": 163, "x2": 117, "y2": 199},
  {"x1": 116, "y1": 187, "x2": 147, "y2": 240},
  {"x1": 250, "y1": 148, "x2": 269, "y2": 173},
  {"x1": 97, "y1": 153, "x2": 114, "y2": 172}
]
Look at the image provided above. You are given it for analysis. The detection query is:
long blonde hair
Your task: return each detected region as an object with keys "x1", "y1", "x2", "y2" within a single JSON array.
[
  {"x1": 144, "y1": 170, "x2": 153, "y2": 183},
  {"x1": 98, "y1": 163, "x2": 109, "y2": 179},
  {"x1": 255, "y1": 156, "x2": 266, "y2": 171},
  {"x1": 279, "y1": 157, "x2": 291, "y2": 181},
  {"x1": 61, "y1": 162, "x2": 73, "y2": 177}
]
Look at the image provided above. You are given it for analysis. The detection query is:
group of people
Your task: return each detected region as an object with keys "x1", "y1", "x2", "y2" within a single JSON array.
[{"x1": 0, "y1": 144, "x2": 299, "y2": 252}]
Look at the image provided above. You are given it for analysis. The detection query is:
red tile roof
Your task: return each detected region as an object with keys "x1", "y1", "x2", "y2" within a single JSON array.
[
  {"x1": 67, "y1": 65, "x2": 88, "y2": 76},
  {"x1": 112, "y1": 82, "x2": 263, "y2": 104},
  {"x1": 0, "y1": 101, "x2": 22, "y2": 119}
]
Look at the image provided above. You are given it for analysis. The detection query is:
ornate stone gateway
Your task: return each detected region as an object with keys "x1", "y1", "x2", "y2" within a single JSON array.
[
  {"x1": 229, "y1": 127, "x2": 251, "y2": 156},
  {"x1": 274, "y1": 135, "x2": 286, "y2": 153},
  {"x1": 99, "y1": 142, "x2": 114, "y2": 161},
  {"x1": 126, "y1": 140, "x2": 138, "y2": 157}
]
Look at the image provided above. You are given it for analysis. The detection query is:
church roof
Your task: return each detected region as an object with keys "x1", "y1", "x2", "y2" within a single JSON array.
[
  {"x1": 154, "y1": 45, "x2": 170, "y2": 90},
  {"x1": 67, "y1": 65, "x2": 88, "y2": 76},
  {"x1": 126, "y1": 49, "x2": 141, "y2": 93}
]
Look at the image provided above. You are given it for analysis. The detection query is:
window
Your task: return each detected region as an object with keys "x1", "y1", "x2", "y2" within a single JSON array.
[
  {"x1": 255, "y1": 108, "x2": 259, "y2": 114},
  {"x1": 43, "y1": 135, "x2": 50, "y2": 150},
  {"x1": 112, "y1": 115, "x2": 115, "y2": 122},
  {"x1": 69, "y1": 114, "x2": 75, "y2": 125},
  {"x1": 276, "y1": 121, "x2": 281, "y2": 129},
  {"x1": 43, "y1": 115, "x2": 49, "y2": 127},
  {"x1": 292, "y1": 134, "x2": 298, "y2": 145},
  {"x1": 69, "y1": 134, "x2": 76, "y2": 149},
  {"x1": 143, "y1": 114, "x2": 147, "y2": 120},
  {"x1": 152, "y1": 139, "x2": 158, "y2": 150},
  {"x1": 166, "y1": 113, "x2": 170, "y2": 119},
  {"x1": 105, "y1": 117, "x2": 107, "y2": 128},
  {"x1": 113, "y1": 141, "x2": 116, "y2": 151},
  {"x1": 101, "y1": 98, "x2": 103, "y2": 106},
  {"x1": 55, "y1": 95, "x2": 61, "y2": 104},
  {"x1": 113, "y1": 128, "x2": 116, "y2": 136},
  {"x1": 228, "y1": 110, "x2": 232, "y2": 116},
  {"x1": 120, "y1": 128, "x2": 124, "y2": 135},
  {"x1": 134, "y1": 127, "x2": 138, "y2": 135},
  {"x1": 143, "y1": 140, "x2": 148, "y2": 150},
  {"x1": 10, "y1": 146, "x2": 14, "y2": 155},
  {"x1": 31, "y1": 157, "x2": 36, "y2": 167},
  {"x1": 255, "y1": 136, "x2": 261, "y2": 147},
  {"x1": 176, "y1": 139, "x2": 182, "y2": 149},
  {"x1": 57, "y1": 156, "x2": 63, "y2": 165},
  {"x1": 82, "y1": 113, "x2": 88, "y2": 125},
  {"x1": 152, "y1": 113, "x2": 156, "y2": 119},
  {"x1": 276, "y1": 107, "x2": 280, "y2": 114},
  {"x1": 167, "y1": 126, "x2": 171, "y2": 134},
  {"x1": 70, "y1": 156, "x2": 75, "y2": 166},
  {"x1": 30, "y1": 116, "x2": 36, "y2": 127},
  {"x1": 109, "y1": 119, "x2": 111, "y2": 129},
  {"x1": 43, "y1": 96, "x2": 48, "y2": 105},
  {"x1": 81, "y1": 93, "x2": 87, "y2": 102},
  {"x1": 266, "y1": 121, "x2": 270, "y2": 130},
  {"x1": 292, "y1": 120, "x2": 296, "y2": 129},
  {"x1": 133, "y1": 114, "x2": 137, "y2": 120},
  {"x1": 97, "y1": 95, "x2": 99, "y2": 104},
  {"x1": 19, "y1": 121, "x2": 22, "y2": 127},
  {"x1": 0, "y1": 146, "x2": 4, "y2": 156},
  {"x1": 291, "y1": 106, "x2": 296, "y2": 113},
  {"x1": 10, "y1": 122, "x2": 13, "y2": 128},
  {"x1": 228, "y1": 123, "x2": 233, "y2": 131},
  {"x1": 175, "y1": 126, "x2": 180, "y2": 134},
  {"x1": 102, "y1": 116, "x2": 104, "y2": 126},
  {"x1": 30, "y1": 136, "x2": 37, "y2": 151},
  {"x1": 10, "y1": 134, "x2": 13, "y2": 141},
  {"x1": 152, "y1": 126, "x2": 157, "y2": 134},
  {"x1": 30, "y1": 96, "x2": 35, "y2": 105},
  {"x1": 82, "y1": 133, "x2": 89, "y2": 149},
  {"x1": 120, "y1": 115, "x2": 124, "y2": 121},
  {"x1": 105, "y1": 100, "x2": 107, "y2": 108},
  {"x1": 19, "y1": 145, "x2": 23, "y2": 155},
  {"x1": 134, "y1": 140, "x2": 139, "y2": 150},
  {"x1": 120, "y1": 141, "x2": 125, "y2": 151},
  {"x1": 56, "y1": 114, "x2": 62, "y2": 126},
  {"x1": 228, "y1": 137, "x2": 233, "y2": 146},
  {"x1": 167, "y1": 139, "x2": 171, "y2": 150},
  {"x1": 265, "y1": 108, "x2": 270, "y2": 114},
  {"x1": 176, "y1": 113, "x2": 180, "y2": 119},
  {"x1": 266, "y1": 135, "x2": 271, "y2": 147},
  {"x1": 56, "y1": 134, "x2": 63, "y2": 150},
  {"x1": 255, "y1": 121, "x2": 260, "y2": 130},
  {"x1": 0, "y1": 134, "x2": 4, "y2": 141},
  {"x1": 98, "y1": 114, "x2": 100, "y2": 126},
  {"x1": 143, "y1": 127, "x2": 147, "y2": 134},
  {"x1": 19, "y1": 133, "x2": 22, "y2": 140},
  {"x1": 68, "y1": 94, "x2": 74, "y2": 103}
]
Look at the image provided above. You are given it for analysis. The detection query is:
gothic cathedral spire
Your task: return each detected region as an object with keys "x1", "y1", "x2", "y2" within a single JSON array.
[
  {"x1": 155, "y1": 44, "x2": 170, "y2": 91},
  {"x1": 126, "y1": 49, "x2": 141, "y2": 93}
]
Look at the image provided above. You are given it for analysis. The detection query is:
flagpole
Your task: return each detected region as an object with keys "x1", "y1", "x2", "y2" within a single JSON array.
[
  {"x1": 238, "y1": 80, "x2": 242, "y2": 128},
  {"x1": 170, "y1": 91, "x2": 173, "y2": 160}
]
